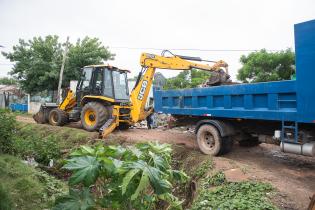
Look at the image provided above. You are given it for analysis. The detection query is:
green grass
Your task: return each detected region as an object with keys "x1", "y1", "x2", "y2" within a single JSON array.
[
  {"x1": 193, "y1": 159, "x2": 213, "y2": 178},
  {"x1": 0, "y1": 154, "x2": 67, "y2": 210},
  {"x1": 202, "y1": 171, "x2": 226, "y2": 187},
  {"x1": 191, "y1": 181, "x2": 277, "y2": 210},
  {"x1": 0, "y1": 183, "x2": 13, "y2": 210},
  {"x1": 11, "y1": 122, "x2": 97, "y2": 165}
]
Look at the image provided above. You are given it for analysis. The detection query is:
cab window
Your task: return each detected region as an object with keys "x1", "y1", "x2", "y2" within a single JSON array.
[
  {"x1": 82, "y1": 67, "x2": 92, "y2": 89},
  {"x1": 112, "y1": 71, "x2": 129, "y2": 100},
  {"x1": 103, "y1": 68, "x2": 113, "y2": 98}
]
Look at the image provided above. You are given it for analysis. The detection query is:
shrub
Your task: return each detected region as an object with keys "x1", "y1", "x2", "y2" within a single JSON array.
[
  {"x1": 54, "y1": 143, "x2": 189, "y2": 210},
  {"x1": 191, "y1": 181, "x2": 277, "y2": 210},
  {"x1": 13, "y1": 135, "x2": 61, "y2": 165},
  {"x1": 0, "y1": 109, "x2": 16, "y2": 153}
]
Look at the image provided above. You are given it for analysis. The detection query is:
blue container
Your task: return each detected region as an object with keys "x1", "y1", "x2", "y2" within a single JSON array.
[
  {"x1": 154, "y1": 19, "x2": 315, "y2": 124},
  {"x1": 10, "y1": 103, "x2": 28, "y2": 112}
]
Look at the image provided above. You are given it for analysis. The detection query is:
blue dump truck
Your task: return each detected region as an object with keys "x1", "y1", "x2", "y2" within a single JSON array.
[{"x1": 153, "y1": 19, "x2": 315, "y2": 157}]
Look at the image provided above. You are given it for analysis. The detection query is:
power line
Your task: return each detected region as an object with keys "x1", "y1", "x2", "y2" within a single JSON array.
[
  {"x1": 109, "y1": 46, "x2": 283, "y2": 52},
  {"x1": 0, "y1": 63, "x2": 14, "y2": 66}
]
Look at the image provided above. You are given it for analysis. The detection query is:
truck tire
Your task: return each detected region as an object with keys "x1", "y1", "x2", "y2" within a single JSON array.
[
  {"x1": 81, "y1": 102, "x2": 109, "y2": 132},
  {"x1": 197, "y1": 124, "x2": 223, "y2": 156},
  {"x1": 48, "y1": 108, "x2": 69, "y2": 126}
]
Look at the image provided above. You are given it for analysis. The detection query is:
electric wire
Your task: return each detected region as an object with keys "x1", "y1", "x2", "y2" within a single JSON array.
[{"x1": 109, "y1": 46, "x2": 283, "y2": 52}]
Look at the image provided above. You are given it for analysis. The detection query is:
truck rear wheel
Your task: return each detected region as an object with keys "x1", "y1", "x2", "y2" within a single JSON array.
[
  {"x1": 197, "y1": 124, "x2": 230, "y2": 156},
  {"x1": 81, "y1": 102, "x2": 109, "y2": 131},
  {"x1": 48, "y1": 108, "x2": 69, "y2": 126}
]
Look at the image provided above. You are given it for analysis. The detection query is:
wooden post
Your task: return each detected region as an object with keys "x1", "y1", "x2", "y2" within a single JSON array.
[
  {"x1": 56, "y1": 36, "x2": 69, "y2": 104},
  {"x1": 308, "y1": 193, "x2": 315, "y2": 210}
]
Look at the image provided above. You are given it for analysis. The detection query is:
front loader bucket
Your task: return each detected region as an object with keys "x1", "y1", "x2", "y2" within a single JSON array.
[
  {"x1": 33, "y1": 103, "x2": 58, "y2": 124},
  {"x1": 33, "y1": 106, "x2": 46, "y2": 123}
]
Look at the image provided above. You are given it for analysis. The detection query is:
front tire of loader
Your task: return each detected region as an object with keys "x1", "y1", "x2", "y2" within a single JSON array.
[
  {"x1": 48, "y1": 108, "x2": 69, "y2": 126},
  {"x1": 81, "y1": 102, "x2": 109, "y2": 132}
]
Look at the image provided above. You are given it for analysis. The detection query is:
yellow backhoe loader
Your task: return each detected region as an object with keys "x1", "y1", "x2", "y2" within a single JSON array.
[{"x1": 33, "y1": 50, "x2": 230, "y2": 137}]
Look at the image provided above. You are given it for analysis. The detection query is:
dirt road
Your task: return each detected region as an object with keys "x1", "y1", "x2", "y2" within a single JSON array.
[{"x1": 17, "y1": 116, "x2": 315, "y2": 209}]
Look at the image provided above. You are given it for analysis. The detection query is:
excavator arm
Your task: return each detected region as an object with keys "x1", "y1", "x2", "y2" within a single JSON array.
[
  {"x1": 139, "y1": 52, "x2": 228, "y2": 72},
  {"x1": 129, "y1": 51, "x2": 230, "y2": 126}
]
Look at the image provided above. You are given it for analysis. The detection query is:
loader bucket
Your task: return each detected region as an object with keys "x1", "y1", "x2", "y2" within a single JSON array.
[
  {"x1": 33, "y1": 108, "x2": 46, "y2": 123},
  {"x1": 33, "y1": 103, "x2": 58, "y2": 124}
]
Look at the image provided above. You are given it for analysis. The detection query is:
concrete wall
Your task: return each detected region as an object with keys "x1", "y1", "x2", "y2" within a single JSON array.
[
  {"x1": 28, "y1": 102, "x2": 42, "y2": 114},
  {"x1": 0, "y1": 94, "x2": 4, "y2": 108}
]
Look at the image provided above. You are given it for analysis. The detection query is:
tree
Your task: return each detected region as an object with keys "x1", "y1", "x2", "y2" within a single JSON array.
[
  {"x1": 63, "y1": 37, "x2": 114, "y2": 87},
  {"x1": 164, "y1": 69, "x2": 211, "y2": 90},
  {"x1": 0, "y1": 77, "x2": 17, "y2": 85},
  {"x1": 237, "y1": 49, "x2": 295, "y2": 83},
  {"x1": 2, "y1": 36, "x2": 114, "y2": 93}
]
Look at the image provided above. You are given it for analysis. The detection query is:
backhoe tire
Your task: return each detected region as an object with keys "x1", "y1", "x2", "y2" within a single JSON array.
[
  {"x1": 197, "y1": 124, "x2": 223, "y2": 156},
  {"x1": 81, "y1": 102, "x2": 109, "y2": 132},
  {"x1": 48, "y1": 108, "x2": 69, "y2": 126}
]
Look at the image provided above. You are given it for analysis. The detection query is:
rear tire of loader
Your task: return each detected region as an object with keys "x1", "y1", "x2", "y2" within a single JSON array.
[
  {"x1": 81, "y1": 102, "x2": 109, "y2": 132},
  {"x1": 48, "y1": 108, "x2": 69, "y2": 126}
]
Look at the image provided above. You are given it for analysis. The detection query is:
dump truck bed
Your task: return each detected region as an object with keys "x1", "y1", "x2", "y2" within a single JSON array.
[{"x1": 153, "y1": 80, "x2": 302, "y2": 121}]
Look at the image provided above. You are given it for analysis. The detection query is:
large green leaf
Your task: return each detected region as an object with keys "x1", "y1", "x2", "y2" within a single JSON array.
[
  {"x1": 148, "y1": 151, "x2": 168, "y2": 171},
  {"x1": 102, "y1": 145, "x2": 126, "y2": 158},
  {"x1": 158, "y1": 193, "x2": 183, "y2": 210},
  {"x1": 53, "y1": 188, "x2": 95, "y2": 210},
  {"x1": 131, "y1": 171, "x2": 149, "y2": 200},
  {"x1": 125, "y1": 160, "x2": 172, "y2": 195},
  {"x1": 171, "y1": 170, "x2": 189, "y2": 183},
  {"x1": 122, "y1": 169, "x2": 140, "y2": 195},
  {"x1": 63, "y1": 156, "x2": 100, "y2": 186}
]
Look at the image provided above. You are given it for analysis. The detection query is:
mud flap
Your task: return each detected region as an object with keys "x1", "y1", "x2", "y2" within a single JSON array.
[{"x1": 99, "y1": 117, "x2": 118, "y2": 138}]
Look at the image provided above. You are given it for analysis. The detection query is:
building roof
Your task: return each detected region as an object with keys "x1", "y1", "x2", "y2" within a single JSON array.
[{"x1": 0, "y1": 85, "x2": 19, "y2": 92}]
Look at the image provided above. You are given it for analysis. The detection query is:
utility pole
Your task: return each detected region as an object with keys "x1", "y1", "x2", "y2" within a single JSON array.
[{"x1": 56, "y1": 36, "x2": 69, "y2": 104}]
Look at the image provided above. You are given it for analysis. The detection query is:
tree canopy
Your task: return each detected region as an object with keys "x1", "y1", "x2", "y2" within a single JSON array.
[
  {"x1": 163, "y1": 69, "x2": 211, "y2": 90},
  {"x1": 2, "y1": 35, "x2": 114, "y2": 93},
  {"x1": 0, "y1": 77, "x2": 17, "y2": 85},
  {"x1": 237, "y1": 49, "x2": 295, "y2": 83}
]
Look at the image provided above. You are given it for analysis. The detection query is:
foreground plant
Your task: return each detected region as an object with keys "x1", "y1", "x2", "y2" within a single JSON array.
[{"x1": 53, "y1": 142, "x2": 188, "y2": 210}]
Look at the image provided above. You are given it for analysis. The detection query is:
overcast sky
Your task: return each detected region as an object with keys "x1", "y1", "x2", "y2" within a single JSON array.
[{"x1": 0, "y1": 0, "x2": 314, "y2": 80}]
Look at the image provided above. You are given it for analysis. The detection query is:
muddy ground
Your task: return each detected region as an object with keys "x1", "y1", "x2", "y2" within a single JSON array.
[{"x1": 16, "y1": 115, "x2": 315, "y2": 210}]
